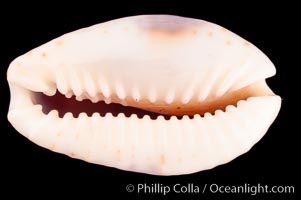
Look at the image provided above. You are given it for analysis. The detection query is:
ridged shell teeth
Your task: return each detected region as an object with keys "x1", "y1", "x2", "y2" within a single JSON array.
[
  {"x1": 214, "y1": 109, "x2": 224, "y2": 116},
  {"x1": 65, "y1": 91, "x2": 73, "y2": 98},
  {"x1": 193, "y1": 114, "x2": 202, "y2": 120},
  {"x1": 48, "y1": 109, "x2": 59, "y2": 117},
  {"x1": 78, "y1": 112, "x2": 89, "y2": 119},
  {"x1": 56, "y1": 67, "x2": 70, "y2": 95},
  {"x1": 91, "y1": 95, "x2": 101, "y2": 103},
  {"x1": 63, "y1": 112, "x2": 73, "y2": 119},
  {"x1": 99, "y1": 79, "x2": 111, "y2": 99},
  {"x1": 83, "y1": 71, "x2": 97, "y2": 98},
  {"x1": 165, "y1": 89, "x2": 175, "y2": 104},
  {"x1": 204, "y1": 112, "x2": 213, "y2": 118},
  {"x1": 71, "y1": 82, "x2": 82, "y2": 97},
  {"x1": 120, "y1": 99, "x2": 128, "y2": 106},
  {"x1": 43, "y1": 86, "x2": 56, "y2": 96},
  {"x1": 75, "y1": 96, "x2": 84, "y2": 101},
  {"x1": 115, "y1": 81, "x2": 126, "y2": 100},
  {"x1": 91, "y1": 112, "x2": 101, "y2": 118},
  {"x1": 181, "y1": 89, "x2": 193, "y2": 104},
  {"x1": 104, "y1": 97, "x2": 112, "y2": 104},
  {"x1": 225, "y1": 104, "x2": 237, "y2": 112},
  {"x1": 130, "y1": 113, "x2": 139, "y2": 119},
  {"x1": 132, "y1": 87, "x2": 141, "y2": 102},
  {"x1": 104, "y1": 112, "x2": 113, "y2": 118},
  {"x1": 148, "y1": 88, "x2": 157, "y2": 103}
]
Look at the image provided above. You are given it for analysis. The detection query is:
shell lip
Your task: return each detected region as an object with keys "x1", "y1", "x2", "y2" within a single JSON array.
[{"x1": 7, "y1": 78, "x2": 279, "y2": 121}]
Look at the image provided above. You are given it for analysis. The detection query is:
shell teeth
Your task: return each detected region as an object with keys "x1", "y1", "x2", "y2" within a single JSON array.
[
  {"x1": 104, "y1": 112, "x2": 113, "y2": 118},
  {"x1": 197, "y1": 92, "x2": 207, "y2": 102},
  {"x1": 170, "y1": 116, "x2": 178, "y2": 121},
  {"x1": 65, "y1": 91, "x2": 73, "y2": 98},
  {"x1": 91, "y1": 112, "x2": 101, "y2": 118},
  {"x1": 104, "y1": 97, "x2": 111, "y2": 104},
  {"x1": 99, "y1": 80, "x2": 111, "y2": 98},
  {"x1": 48, "y1": 109, "x2": 59, "y2": 117},
  {"x1": 148, "y1": 88, "x2": 157, "y2": 103},
  {"x1": 57, "y1": 82, "x2": 68, "y2": 96},
  {"x1": 132, "y1": 87, "x2": 141, "y2": 102},
  {"x1": 83, "y1": 72, "x2": 97, "y2": 98},
  {"x1": 56, "y1": 70, "x2": 69, "y2": 96},
  {"x1": 117, "y1": 113, "x2": 126, "y2": 118},
  {"x1": 157, "y1": 115, "x2": 165, "y2": 121},
  {"x1": 193, "y1": 114, "x2": 202, "y2": 120},
  {"x1": 225, "y1": 105, "x2": 236, "y2": 112},
  {"x1": 72, "y1": 85, "x2": 82, "y2": 97},
  {"x1": 204, "y1": 112, "x2": 213, "y2": 118},
  {"x1": 91, "y1": 96, "x2": 100, "y2": 103},
  {"x1": 142, "y1": 115, "x2": 151, "y2": 120},
  {"x1": 63, "y1": 112, "x2": 74, "y2": 119},
  {"x1": 181, "y1": 88, "x2": 195, "y2": 104},
  {"x1": 87, "y1": 90, "x2": 97, "y2": 100},
  {"x1": 214, "y1": 109, "x2": 224, "y2": 116},
  {"x1": 43, "y1": 87, "x2": 56, "y2": 96},
  {"x1": 78, "y1": 112, "x2": 89, "y2": 118},
  {"x1": 165, "y1": 90, "x2": 175, "y2": 104},
  {"x1": 70, "y1": 69, "x2": 84, "y2": 97},
  {"x1": 120, "y1": 99, "x2": 128, "y2": 106},
  {"x1": 130, "y1": 114, "x2": 138, "y2": 119},
  {"x1": 75, "y1": 95, "x2": 84, "y2": 101},
  {"x1": 82, "y1": 92, "x2": 92, "y2": 101},
  {"x1": 182, "y1": 115, "x2": 190, "y2": 121},
  {"x1": 237, "y1": 99, "x2": 247, "y2": 107},
  {"x1": 115, "y1": 82, "x2": 126, "y2": 100}
]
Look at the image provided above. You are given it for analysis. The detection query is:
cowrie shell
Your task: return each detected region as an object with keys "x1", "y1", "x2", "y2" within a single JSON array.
[{"x1": 7, "y1": 15, "x2": 281, "y2": 175}]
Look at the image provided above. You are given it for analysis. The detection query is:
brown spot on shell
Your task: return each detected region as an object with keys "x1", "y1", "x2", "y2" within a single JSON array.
[
  {"x1": 208, "y1": 31, "x2": 213, "y2": 37},
  {"x1": 41, "y1": 52, "x2": 47, "y2": 58},
  {"x1": 55, "y1": 39, "x2": 63, "y2": 46},
  {"x1": 222, "y1": 28, "x2": 227, "y2": 32},
  {"x1": 26, "y1": 50, "x2": 32, "y2": 55},
  {"x1": 51, "y1": 144, "x2": 56, "y2": 150},
  {"x1": 78, "y1": 28, "x2": 87, "y2": 33},
  {"x1": 192, "y1": 30, "x2": 197, "y2": 35},
  {"x1": 226, "y1": 40, "x2": 232, "y2": 46},
  {"x1": 243, "y1": 41, "x2": 250, "y2": 46},
  {"x1": 160, "y1": 154, "x2": 165, "y2": 164},
  {"x1": 70, "y1": 152, "x2": 75, "y2": 157},
  {"x1": 116, "y1": 149, "x2": 121, "y2": 160}
]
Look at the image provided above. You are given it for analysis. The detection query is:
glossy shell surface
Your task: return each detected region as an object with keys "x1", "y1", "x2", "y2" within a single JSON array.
[{"x1": 7, "y1": 15, "x2": 281, "y2": 175}]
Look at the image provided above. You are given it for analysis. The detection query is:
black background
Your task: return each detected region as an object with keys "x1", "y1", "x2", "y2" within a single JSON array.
[{"x1": 0, "y1": 1, "x2": 298, "y2": 199}]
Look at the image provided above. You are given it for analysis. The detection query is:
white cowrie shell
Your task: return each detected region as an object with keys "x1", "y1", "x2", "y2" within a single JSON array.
[{"x1": 7, "y1": 15, "x2": 281, "y2": 175}]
